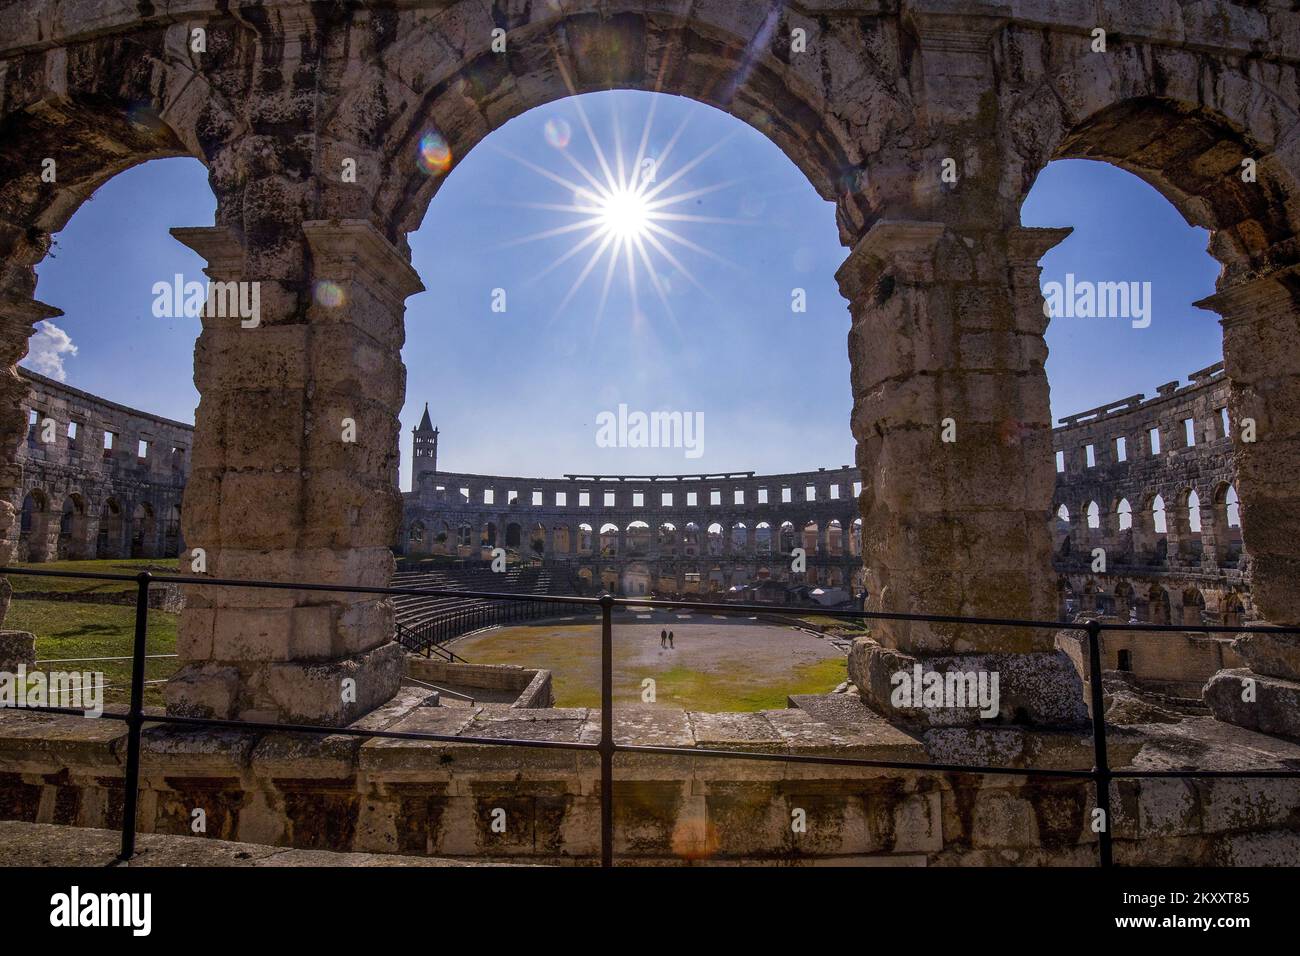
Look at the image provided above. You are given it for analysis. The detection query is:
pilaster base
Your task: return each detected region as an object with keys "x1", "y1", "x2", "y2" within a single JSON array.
[
  {"x1": 165, "y1": 640, "x2": 406, "y2": 727},
  {"x1": 848, "y1": 637, "x2": 1088, "y2": 728}
]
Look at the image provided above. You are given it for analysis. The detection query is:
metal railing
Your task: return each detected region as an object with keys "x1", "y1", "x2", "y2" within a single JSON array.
[
  {"x1": 2, "y1": 563, "x2": 1299, "y2": 868},
  {"x1": 394, "y1": 596, "x2": 575, "y2": 660}
]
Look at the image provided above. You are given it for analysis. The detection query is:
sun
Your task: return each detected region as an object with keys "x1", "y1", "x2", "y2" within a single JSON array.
[
  {"x1": 598, "y1": 185, "x2": 651, "y2": 240},
  {"x1": 494, "y1": 92, "x2": 746, "y2": 326}
]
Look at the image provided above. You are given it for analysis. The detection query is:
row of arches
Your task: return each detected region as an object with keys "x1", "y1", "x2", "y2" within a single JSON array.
[
  {"x1": 1055, "y1": 483, "x2": 1243, "y2": 568},
  {"x1": 16, "y1": 489, "x2": 180, "y2": 561},
  {"x1": 406, "y1": 517, "x2": 866, "y2": 559},
  {"x1": 575, "y1": 562, "x2": 867, "y2": 597},
  {"x1": 1058, "y1": 578, "x2": 1246, "y2": 627}
]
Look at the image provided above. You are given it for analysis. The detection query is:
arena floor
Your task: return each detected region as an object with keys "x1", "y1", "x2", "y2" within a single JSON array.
[{"x1": 449, "y1": 608, "x2": 847, "y2": 711}]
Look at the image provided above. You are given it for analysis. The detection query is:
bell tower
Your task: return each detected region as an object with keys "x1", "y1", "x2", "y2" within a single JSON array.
[{"x1": 412, "y1": 403, "x2": 439, "y2": 485}]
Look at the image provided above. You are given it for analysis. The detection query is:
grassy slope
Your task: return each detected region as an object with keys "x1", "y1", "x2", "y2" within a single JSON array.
[
  {"x1": 6, "y1": 557, "x2": 178, "y2": 595},
  {"x1": 4, "y1": 599, "x2": 178, "y2": 707}
]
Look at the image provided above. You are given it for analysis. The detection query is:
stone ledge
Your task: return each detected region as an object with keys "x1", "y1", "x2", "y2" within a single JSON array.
[{"x1": 0, "y1": 821, "x2": 516, "y2": 867}]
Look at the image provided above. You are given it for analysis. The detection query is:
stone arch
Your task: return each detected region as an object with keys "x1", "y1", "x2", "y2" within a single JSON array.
[
  {"x1": 1114, "y1": 581, "x2": 1137, "y2": 622},
  {"x1": 57, "y1": 493, "x2": 90, "y2": 560},
  {"x1": 96, "y1": 498, "x2": 124, "y2": 559},
  {"x1": 163, "y1": 504, "x2": 183, "y2": 558},
  {"x1": 778, "y1": 521, "x2": 796, "y2": 554},
  {"x1": 1009, "y1": 76, "x2": 1300, "y2": 641},
  {"x1": 407, "y1": 519, "x2": 427, "y2": 555},
  {"x1": 551, "y1": 524, "x2": 570, "y2": 555},
  {"x1": 625, "y1": 521, "x2": 651, "y2": 557},
  {"x1": 706, "y1": 522, "x2": 724, "y2": 556},
  {"x1": 130, "y1": 502, "x2": 157, "y2": 558},
  {"x1": 1147, "y1": 585, "x2": 1172, "y2": 626},
  {"x1": 18, "y1": 489, "x2": 51, "y2": 561},
  {"x1": 1182, "y1": 587, "x2": 1207, "y2": 627},
  {"x1": 1222, "y1": 591, "x2": 1246, "y2": 628},
  {"x1": 826, "y1": 518, "x2": 843, "y2": 555},
  {"x1": 1006, "y1": 79, "x2": 1300, "y2": 279},
  {"x1": 343, "y1": 5, "x2": 902, "y2": 245}
]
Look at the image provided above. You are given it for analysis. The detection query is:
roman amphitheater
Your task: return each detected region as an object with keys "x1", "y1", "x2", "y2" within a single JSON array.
[{"x1": 0, "y1": 0, "x2": 1299, "y2": 866}]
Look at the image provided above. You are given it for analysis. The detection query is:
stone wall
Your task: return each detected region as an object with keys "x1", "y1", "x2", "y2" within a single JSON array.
[
  {"x1": 9, "y1": 369, "x2": 190, "y2": 561},
  {"x1": 401, "y1": 465, "x2": 867, "y2": 594},
  {"x1": 1051, "y1": 363, "x2": 1250, "y2": 624},
  {"x1": 1, "y1": 692, "x2": 1297, "y2": 865},
  {"x1": 1, "y1": 0, "x2": 1299, "y2": 732}
]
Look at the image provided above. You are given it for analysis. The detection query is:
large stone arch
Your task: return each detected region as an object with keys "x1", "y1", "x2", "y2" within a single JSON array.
[
  {"x1": 322, "y1": 2, "x2": 913, "y2": 246},
  {"x1": 1, "y1": 1, "x2": 1297, "y2": 733},
  {"x1": 1005, "y1": 58, "x2": 1300, "y2": 725}
]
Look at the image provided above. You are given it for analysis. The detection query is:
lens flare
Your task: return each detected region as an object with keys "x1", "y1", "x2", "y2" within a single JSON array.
[
  {"x1": 417, "y1": 132, "x2": 453, "y2": 176},
  {"x1": 314, "y1": 281, "x2": 345, "y2": 308},
  {"x1": 544, "y1": 118, "x2": 572, "y2": 149}
]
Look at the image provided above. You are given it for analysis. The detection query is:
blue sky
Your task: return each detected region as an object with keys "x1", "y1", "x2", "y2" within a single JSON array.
[{"x1": 29, "y1": 90, "x2": 1223, "y2": 489}]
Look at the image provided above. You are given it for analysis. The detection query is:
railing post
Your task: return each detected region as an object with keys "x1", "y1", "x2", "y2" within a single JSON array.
[
  {"x1": 599, "y1": 593, "x2": 614, "y2": 868},
  {"x1": 1085, "y1": 618, "x2": 1113, "y2": 868},
  {"x1": 118, "y1": 571, "x2": 152, "y2": 861}
]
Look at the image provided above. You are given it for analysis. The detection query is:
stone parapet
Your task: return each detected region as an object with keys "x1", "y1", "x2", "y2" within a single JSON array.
[{"x1": 1, "y1": 694, "x2": 1296, "y2": 865}]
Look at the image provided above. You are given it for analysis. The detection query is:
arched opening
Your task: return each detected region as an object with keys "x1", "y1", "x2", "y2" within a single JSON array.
[
  {"x1": 826, "y1": 519, "x2": 843, "y2": 556},
  {"x1": 407, "y1": 520, "x2": 427, "y2": 555},
  {"x1": 57, "y1": 494, "x2": 89, "y2": 560},
  {"x1": 1182, "y1": 588, "x2": 1207, "y2": 627},
  {"x1": 19, "y1": 490, "x2": 51, "y2": 562},
  {"x1": 163, "y1": 505, "x2": 182, "y2": 558},
  {"x1": 598, "y1": 523, "x2": 619, "y2": 557},
  {"x1": 130, "y1": 503, "x2": 156, "y2": 558},
  {"x1": 706, "y1": 523, "x2": 724, "y2": 557},
  {"x1": 625, "y1": 521, "x2": 650, "y2": 557},
  {"x1": 96, "y1": 498, "x2": 123, "y2": 559},
  {"x1": 1147, "y1": 586, "x2": 1172, "y2": 626}
]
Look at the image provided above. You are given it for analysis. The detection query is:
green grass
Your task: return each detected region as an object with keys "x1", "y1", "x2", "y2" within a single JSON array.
[
  {"x1": 7, "y1": 557, "x2": 178, "y2": 595},
  {"x1": 454, "y1": 625, "x2": 847, "y2": 711},
  {"x1": 4, "y1": 598, "x2": 178, "y2": 707}
]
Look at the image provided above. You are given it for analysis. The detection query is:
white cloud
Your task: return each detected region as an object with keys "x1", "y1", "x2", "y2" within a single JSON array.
[{"x1": 23, "y1": 320, "x2": 78, "y2": 382}]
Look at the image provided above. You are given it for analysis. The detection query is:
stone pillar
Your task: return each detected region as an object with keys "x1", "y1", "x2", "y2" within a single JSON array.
[
  {"x1": 0, "y1": 293, "x2": 56, "y2": 626},
  {"x1": 1197, "y1": 270, "x2": 1300, "y2": 738},
  {"x1": 164, "y1": 220, "x2": 421, "y2": 726},
  {"x1": 837, "y1": 221, "x2": 1085, "y2": 726}
]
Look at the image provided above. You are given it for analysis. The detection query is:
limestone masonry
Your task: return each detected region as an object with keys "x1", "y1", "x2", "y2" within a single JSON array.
[{"x1": 1, "y1": 0, "x2": 1299, "y2": 864}]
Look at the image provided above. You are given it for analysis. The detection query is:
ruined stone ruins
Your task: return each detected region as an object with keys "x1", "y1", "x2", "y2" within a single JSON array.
[
  {"x1": 1, "y1": 0, "x2": 1299, "y2": 864},
  {"x1": 9, "y1": 370, "x2": 188, "y2": 562}
]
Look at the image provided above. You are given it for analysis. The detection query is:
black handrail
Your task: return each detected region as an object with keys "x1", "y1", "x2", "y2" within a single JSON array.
[{"x1": 1, "y1": 563, "x2": 1298, "y2": 867}]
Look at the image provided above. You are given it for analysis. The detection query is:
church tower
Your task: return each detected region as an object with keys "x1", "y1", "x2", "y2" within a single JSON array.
[{"x1": 412, "y1": 403, "x2": 439, "y2": 485}]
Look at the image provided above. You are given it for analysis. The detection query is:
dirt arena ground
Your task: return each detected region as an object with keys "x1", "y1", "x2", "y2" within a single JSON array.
[{"x1": 449, "y1": 607, "x2": 847, "y2": 711}]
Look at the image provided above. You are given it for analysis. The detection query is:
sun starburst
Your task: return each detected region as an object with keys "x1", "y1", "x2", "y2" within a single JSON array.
[{"x1": 495, "y1": 95, "x2": 747, "y2": 330}]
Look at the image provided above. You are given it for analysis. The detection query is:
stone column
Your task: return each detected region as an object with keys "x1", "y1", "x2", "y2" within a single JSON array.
[
  {"x1": 164, "y1": 220, "x2": 422, "y2": 726},
  {"x1": 837, "y1": 221, "x2": 1085, "y2": 726},
  {"x1": 0, "y1": 293, "x2": 56, "y2": 627},
  {"x1": 1197, "y1": 270, "x2": 1300, "y2": 738}
]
